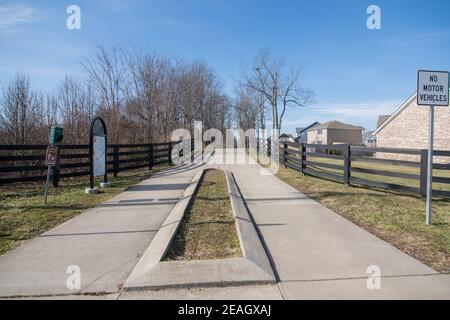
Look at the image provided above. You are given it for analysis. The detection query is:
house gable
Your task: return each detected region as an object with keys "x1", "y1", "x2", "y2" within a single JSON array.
[
  {"x1": 371, "y1": 93, "x2": 417, "y2": 137},
  {"x1": 375, "y1": 94, "x2": 450, "y2": 159}
]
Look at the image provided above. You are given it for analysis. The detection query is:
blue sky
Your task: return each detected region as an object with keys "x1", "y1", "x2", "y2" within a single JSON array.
[{"x1": 0, "y1": 0, "x2": 449, "y2": 134}]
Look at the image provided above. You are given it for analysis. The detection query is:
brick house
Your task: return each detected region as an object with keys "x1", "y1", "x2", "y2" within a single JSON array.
[{"x1": 370, "y1": 93, "x2": 450, "y2": 163}]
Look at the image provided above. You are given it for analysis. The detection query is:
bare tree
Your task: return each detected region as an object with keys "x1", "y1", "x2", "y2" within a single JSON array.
[
  {"x1": 241, "y1": 49, "x2": 313, "y2": 135},
  {"x1": 0, "y1": 73, "x2": 47, "y2": 144},
  {"x1": 124, "y1": 50, "x2": 174, "y2": 142},
  {"x1": 81, "y1": 45, "x2": 127, "y2": 143},
  {"x1": 57, "y1": 75, "x2": 97, "y2": 144},
  {"x1": 234, "y1": 87, "x2": 257, "y2": 131}
]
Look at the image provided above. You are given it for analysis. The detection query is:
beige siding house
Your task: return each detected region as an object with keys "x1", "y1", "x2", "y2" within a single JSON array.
[
  {"x1": 307, "y1": 121, "x2": 363, "y2": 145},
  {"x1": 371, "y1": 93, "x2": 450, "y2": 163}
]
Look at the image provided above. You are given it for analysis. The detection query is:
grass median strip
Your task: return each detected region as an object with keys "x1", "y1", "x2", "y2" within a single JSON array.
[{"x1": 165, "y1": 169, "x2": 242, "y2": 261}]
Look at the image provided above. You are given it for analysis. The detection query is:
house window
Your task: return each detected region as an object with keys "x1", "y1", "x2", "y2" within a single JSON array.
[{"x1": 317, "y1": 129, "x2": 322, "y2": 135}]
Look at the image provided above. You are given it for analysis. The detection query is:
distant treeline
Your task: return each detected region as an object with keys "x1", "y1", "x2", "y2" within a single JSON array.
[
  {"x1": 0, "y1": 47, "x2": 312, "y2": 146},
  {"x1": 0, "y1": 45, "x2": 231, "y2": 145}
]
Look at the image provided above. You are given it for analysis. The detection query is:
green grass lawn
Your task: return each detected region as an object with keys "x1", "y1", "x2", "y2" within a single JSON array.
[
  {"x1": 274, "y1": 164, "x2": 450, "y2": 273},
  {"x1": 165, "y1": 169, "x2": 242, "y2": 261},
  {"x1": 0, "y1": 165, "x2": 168, "y2": 255}
]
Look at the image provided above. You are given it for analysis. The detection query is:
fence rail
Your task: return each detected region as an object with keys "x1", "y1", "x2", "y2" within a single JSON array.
[
  {"x1": 0, "y1": 140, "x2": 193, "y2": 186},
  {"x1": 260, "y1": 140, "x2": 450, "y2": 199}
]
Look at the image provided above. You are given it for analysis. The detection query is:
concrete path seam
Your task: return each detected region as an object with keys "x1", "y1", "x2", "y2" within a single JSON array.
[
  {"x1": 80, "y1": 256, "x2": 140, "y2": 294},
  {"x1": 276, "y1": 283, "x2": 286, "y2": 300},
  {"x1": 280, "y1": 272, "x2": 445, "y2": 284}
]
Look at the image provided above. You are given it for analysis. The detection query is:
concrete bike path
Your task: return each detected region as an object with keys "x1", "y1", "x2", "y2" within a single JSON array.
[
  {"x1": 0, "y1": 163, "x2": 203, "y2": 298},
  {"x1": 217, "y1": 149, "x2": 450, "y2": 299},
  {"x1": 118, "y1": 149, "x2": 450, "y2": 300},
  {"x1": 1, "y1": 149, "x2": 449, "y2": 299}
]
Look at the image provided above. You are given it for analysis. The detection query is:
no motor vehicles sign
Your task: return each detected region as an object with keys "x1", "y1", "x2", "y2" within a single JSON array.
[{"x1": 417, "y1": 70, "x2": 449, "y2": 106}]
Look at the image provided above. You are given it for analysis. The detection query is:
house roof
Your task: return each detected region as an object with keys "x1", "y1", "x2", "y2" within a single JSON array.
[
  {"x1": 371, "y1": 88, "x2": 450, "y2": 138},
  {"x1": 377, "y1": 115, "x2": 390, "y2": 128},
  {"x1": 296, "y1": 122, "x2": 319, "y2": 134},
  {"x1": 370, "y1": 93, "x2": 417, "y2": 137},
  {"x1": 308, "y1": 120, "x2": 363, "y2": 131},
  {"x1": 267, "y1": 134, "x2": 294, "y2": 141}
]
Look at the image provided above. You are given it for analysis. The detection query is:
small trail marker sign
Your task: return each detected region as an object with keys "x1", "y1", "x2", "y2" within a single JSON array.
[
  {"x1": 417, "y1": 70, "x2": 449, "y2": 225},
  {"x1": 45, "y1": 146, "x2": 58, "y2": 166},
  {"x1": 49, "y1": 126, "x2": 64, "y2": 145},
  {"x1": 44, "y1": 145, "x2": 59, "y2": 204}
]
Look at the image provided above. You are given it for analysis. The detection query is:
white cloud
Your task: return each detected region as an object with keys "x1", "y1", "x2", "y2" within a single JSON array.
[
  {"x1": 380, "y1": 30, "x2": 450, "y2": 48},
  {"x1": 0, "y1": 4, "x2": 35, "y2": 29},
  {"x1": 283, "y1": 99, "x2": 405, "y2": 131},
  {"x1": 311, "y1": 100, "x2": 403, "y2": 119}
]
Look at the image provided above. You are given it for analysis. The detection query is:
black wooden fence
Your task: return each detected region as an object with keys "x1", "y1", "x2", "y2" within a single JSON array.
[
  {"x1": 0, "y1": 140, "x2": 195, "y2": 186},
  {"x1": 261, "y1": 140, "x2": 450, "y2": 198}
]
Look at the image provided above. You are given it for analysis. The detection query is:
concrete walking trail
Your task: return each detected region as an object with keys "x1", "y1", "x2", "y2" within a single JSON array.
[
  {"x1": 0, "y1": 163, "x2": 202, "y2": 297},
  {"x1": 220, "y1": 150, "x2": 450, "y2": 299},
  {"x1": 0, "y1": 149, "x2": 449, "y2": 299}
]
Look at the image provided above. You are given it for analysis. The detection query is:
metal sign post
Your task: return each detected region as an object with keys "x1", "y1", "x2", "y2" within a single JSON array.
[
  {"x1": 44, "y1": 165, "x2": 52, "y2": 205},
  {"x1": 426, "y1": 106, "x2": 434, "y2": 225},
  {"x1": 44, "y1": 125, "x2": 64, "y2": 204},
  {"x1": 44, "y1": 145, "x2": 58, "y2": 204},
  {"x1": 417, "y1": 70, "x2": 449, "y2": 225}
]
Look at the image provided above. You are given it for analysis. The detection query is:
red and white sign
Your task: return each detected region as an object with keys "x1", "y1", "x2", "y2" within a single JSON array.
[{"x1": 45, "y1": 146, "x2": 58, "y2": 166}]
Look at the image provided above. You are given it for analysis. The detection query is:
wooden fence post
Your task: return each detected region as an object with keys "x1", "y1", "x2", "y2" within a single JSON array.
[
  {"x1": 343, "y1": 144, "x2": 351, "y2": 186},
  {"x1": 113, "y1": 145, "x2": 119, "y2": 177},
  {"x1": 148, "y1": 144, "x2": 154, "y2": 171},
  {"x1": 300, "y1": 143, "x2": 305, "y2": 174},
  {"x1": 419, "y1": 149, "x2": 428, "y2": 197},
  {"x1": 52, "y1": 146, "x2": 61, "y2": 188},
  {"x1": 284, "y1": 143, "x2": 288, "y2": 168},
  {"x1": 168, "y1": 142, "x2": 173, "y2": 165}
]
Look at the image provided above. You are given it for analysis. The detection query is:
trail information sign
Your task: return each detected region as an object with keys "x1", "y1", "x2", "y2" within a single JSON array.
[
  {"x1": 86, "y1": 117, "x2": 109, "y2": 193},
  {"x1": 417, "y1": 70, "x2": 449, "y2": 107},
  {"x1": 93, "y1": 135, "x2": 106, "y2": 177}
]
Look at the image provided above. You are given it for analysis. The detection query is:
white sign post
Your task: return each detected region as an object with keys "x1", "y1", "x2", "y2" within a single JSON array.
[{"x1": 417, "y1": 70, "x2": 449, "y2": 225}]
